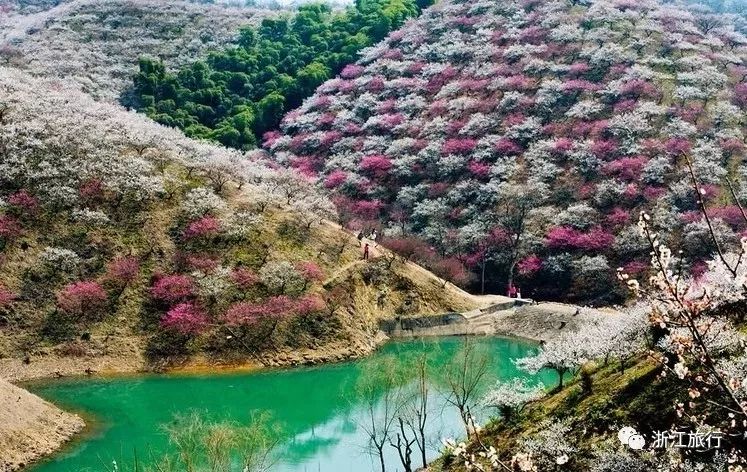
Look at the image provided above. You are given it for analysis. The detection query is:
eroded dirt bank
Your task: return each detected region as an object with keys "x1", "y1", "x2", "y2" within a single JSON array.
[{"x1": 0, "y1": 378, "x2": 84, "y2": 472}]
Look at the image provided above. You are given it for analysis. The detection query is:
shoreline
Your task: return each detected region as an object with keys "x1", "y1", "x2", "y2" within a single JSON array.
[
  {"x1": 0, "y1": 378, "x2": 85, "y2": 472},
  {"x1": 5, "y1": 301, "x2": 597, "y2": 384},
  {"x1": 2, "y1": 331, "x2": 390, "y2": 384},
  {"x1": 2, "y1": 302, "x2": 597, "y2": 471}
]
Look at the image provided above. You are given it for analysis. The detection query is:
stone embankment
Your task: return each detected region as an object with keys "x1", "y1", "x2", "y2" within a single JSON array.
[{"x1": 381, "y1": 299, "x2": 608, "y2": 343}]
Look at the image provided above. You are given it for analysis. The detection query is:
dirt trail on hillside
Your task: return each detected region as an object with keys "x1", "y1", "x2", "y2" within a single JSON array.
[{"x1": 0, "y1": 378, "x2": 84, "y2": 472}]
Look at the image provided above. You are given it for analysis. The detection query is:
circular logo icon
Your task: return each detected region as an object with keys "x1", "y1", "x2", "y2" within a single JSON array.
[
  {"x1": 618, "y1": 426, "x2": 637, "y2": 445},
  {"x1": 628, "y1": 434, "x2": 646, "y2": 450}
]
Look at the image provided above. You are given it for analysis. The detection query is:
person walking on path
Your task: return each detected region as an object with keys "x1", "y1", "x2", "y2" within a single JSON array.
[
  {"x1": 363, "y1": 243, "x2": 370, "y2": 260},
  {"x1": 357, "y1": 231, "x2": 364, "y2": 246},
  {"x1": 370, "y1": 230, "x2": 378, "y2": 247}
]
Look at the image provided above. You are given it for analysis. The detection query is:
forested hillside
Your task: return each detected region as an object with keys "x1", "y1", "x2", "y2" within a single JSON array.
[
  {"x1": 0, "y1": 0, "x2": 276, "y2": 101},
  {"x1": 268, "y1": 0, "x2": 747, "y2": 304},
  {"x1": 132, "y1": 0, "x2": 433, "y2": 149},
  {"x1": 0, "y1": 67, "x2": 474, "y2": 370}
]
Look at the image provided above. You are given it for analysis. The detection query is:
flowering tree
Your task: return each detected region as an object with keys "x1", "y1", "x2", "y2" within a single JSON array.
[
  {"x1": 56, "y1": 281, "x2": 108, "y2": 320},
  {"x1": 161, "y1": 302, "x2": 209, "y2": 335},
  {"x1": 259, "y1": 261, "x2": 304, "y2": 295},
  {"x1": 295, "y1": 261, "x2": 325, "y2": 290},
  {"x1": 230, "y1": 267, "x2": 259, "y2": 292},
  {"x1": 516, "y1": 334, "x2": 586, "y2": 390},
  {"x1": 183, "y1": 216, "x2": 221, "y2": 241},
  {"x1": 266, "y1": 0, "x2": 747, "y2": 302},
  {"x1": 150, "y1": 274, "x2": 195, "y2": 305},
  {"x1": 621, "y1": 212, "x2": 747, "y2": 457},
  {"x1": 431, "y1": 256, "x2": 471, "y2": 288},
  {"x1": 482, "y1": 378, "x2": 544, "y2": 423},
  {"x1": 105, "y1": 256, "x2": 140, "y2": 288},
  {"x1": 0, "y1": 215, "x2": 21, "y2": 244},
  {"x1": 0, "y1": 285, "x2": 17, "y2": 315}
]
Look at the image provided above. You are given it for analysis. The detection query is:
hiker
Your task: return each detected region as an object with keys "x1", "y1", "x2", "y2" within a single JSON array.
[
  {"x1": 370, "y1": 230, "x2": 378, "y2": 247},
  {"x1": 516, "y1": 286, "x2": 522, "y2": 299},
  {"x1": 363, "y1": 243, "x2": 370, "y2": 260},
  {"x1": 357, "y1": 230, "x2": 365, "y2": 246},
  {"x1": 508, "y1": 283, "x2": 517, "y2": 298}
]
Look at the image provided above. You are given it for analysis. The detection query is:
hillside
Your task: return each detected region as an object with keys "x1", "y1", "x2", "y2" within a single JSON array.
[
  {"x1": 0, "y1": 66, "x2": 480, "y2": 380},
  {"x1": 130, "y1": 0, "x2": 433, "y2": 149},
  {"x1": 0, "y1": 0, "x2": 276, "y2": 101},
  {"x1": 267, "y1": 0, "x2": 747, "y2": 304}
]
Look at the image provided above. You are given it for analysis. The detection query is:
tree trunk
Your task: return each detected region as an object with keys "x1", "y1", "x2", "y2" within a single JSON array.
[
  {"x1": 377, "y1": 446, "x2": 386, "y2": 472},
  {"x1": 507, "y1": 261, "x2": 516, "y2": 296},
  {"x1": 480, "y1": 257, "x2": 486, "y2": 295}
]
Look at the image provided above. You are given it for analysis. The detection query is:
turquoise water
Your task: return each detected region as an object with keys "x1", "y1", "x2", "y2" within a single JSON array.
[{"x1": 28, "y1": 337, "x2": 553, "y2": 472}]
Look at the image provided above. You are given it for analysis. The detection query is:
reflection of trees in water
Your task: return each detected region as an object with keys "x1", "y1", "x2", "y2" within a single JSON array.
[{"x1": 33, "y1": 338, "x2": 548, "y2": 472}]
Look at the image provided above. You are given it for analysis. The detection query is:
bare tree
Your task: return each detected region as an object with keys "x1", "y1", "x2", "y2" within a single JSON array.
[
  {"x1": 355, "y1": 355, "x2": 408, "y2": 472},
  {"x1": 389, "y1": 417, "x2": 416, "y2": 472},
  {"x1": 402, "y1": 353, "x2": 430, "y2": 470},
  {"x1": 440, "y1": 339, "x2": 491, "y2": 439}
]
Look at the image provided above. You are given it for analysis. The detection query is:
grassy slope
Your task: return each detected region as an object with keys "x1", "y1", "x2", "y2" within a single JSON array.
[
  {"x1": 432, "y1": 357, "x2": 683, "y2": 471},
  {"x1": 0, "y1": 67, "x2": 482, "y2": 381},
  {"x1": 0, "y1": 180, "x2": 480, "y2": 379}
]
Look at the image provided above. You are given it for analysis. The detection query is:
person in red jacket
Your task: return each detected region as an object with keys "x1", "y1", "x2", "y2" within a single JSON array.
[{"x1": 363, "y1": 243, "x2": 370, "y2": 260}]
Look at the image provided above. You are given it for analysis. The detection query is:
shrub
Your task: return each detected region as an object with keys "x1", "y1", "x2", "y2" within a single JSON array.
[
  {"x1": 183, "y1": 216, "x2": 221, "y2": 240},
  {"x1": 105, "y1": 256, "x2": 140, "y2": 287},
  {"x1": 230, "y1": 267, "x2": 259, "y2": 290},
  {"x1": 150, "y1": 274, "x2": 194, "y2": 304},
  {"x1": 161, "y1": 302, "x2": 209, "y2": 335},
  {"x1": 56, "y1": 281, "x2": 108, "y2": 320}
]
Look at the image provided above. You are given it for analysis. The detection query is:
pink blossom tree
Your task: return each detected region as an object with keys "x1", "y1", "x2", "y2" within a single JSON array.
[
  {"x1": 359, "y1": 155, "x2": 393, "y2": 178},
  {"x1": 183, "y1": 215, "x2": 221, "y2": 240},
  {"x1": 296, "y1": 261, "x2": 325, "y2": 290},
  {"x1": 295, "y1": 294, "x2": 326, "y2": 316},
  {"x1": 431, "y1": 257, "x2": 471, "y2": 288},
  {"x1": 0, "y1": 286, "x2": 17, "y2": 311},
  {"x1": 230, "y1": 267, "x2": 259, "y2": 291},
  {"x1": 57, "y1": 281, "x2": 108, "y2": 320},
  {"x1": 8, "y1": 190, "x2": 40, "y2": 216},
  {"x1": 442, "y1": 138, "x2": 477, "y2": 155},
  {"x1": 517, "y1": 255, "x2": 542, "y2": 276},
  {"x1": 0, "y1": 215, "x2": 21, "y2": 243},
  {"x1": 105, "y1": 256, "x2": 140, "y2": 287},
  {"x1": 150, "y1": 274, "x2": 194, "y2": 305},
  {"x1": 104, "y1": 256, "x2": 140, "y2": 299},
  {"x1": 161, "y1": 302, "x2": 209, "y2": 335}
]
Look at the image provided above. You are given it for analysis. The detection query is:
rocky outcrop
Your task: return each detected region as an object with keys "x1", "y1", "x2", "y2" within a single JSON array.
[{"x1": 0, "y1": 378, "x2": 84, "y2": 472}]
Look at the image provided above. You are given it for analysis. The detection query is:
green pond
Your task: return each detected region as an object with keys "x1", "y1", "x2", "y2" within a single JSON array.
[{"x1": 27, "y1": 337, "x2": 554, "y2": 472}]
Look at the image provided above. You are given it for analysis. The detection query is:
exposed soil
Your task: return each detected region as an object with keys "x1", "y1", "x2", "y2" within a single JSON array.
[{"x1": 0, "y1": 378, "x2": 84, "y2": 472}]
